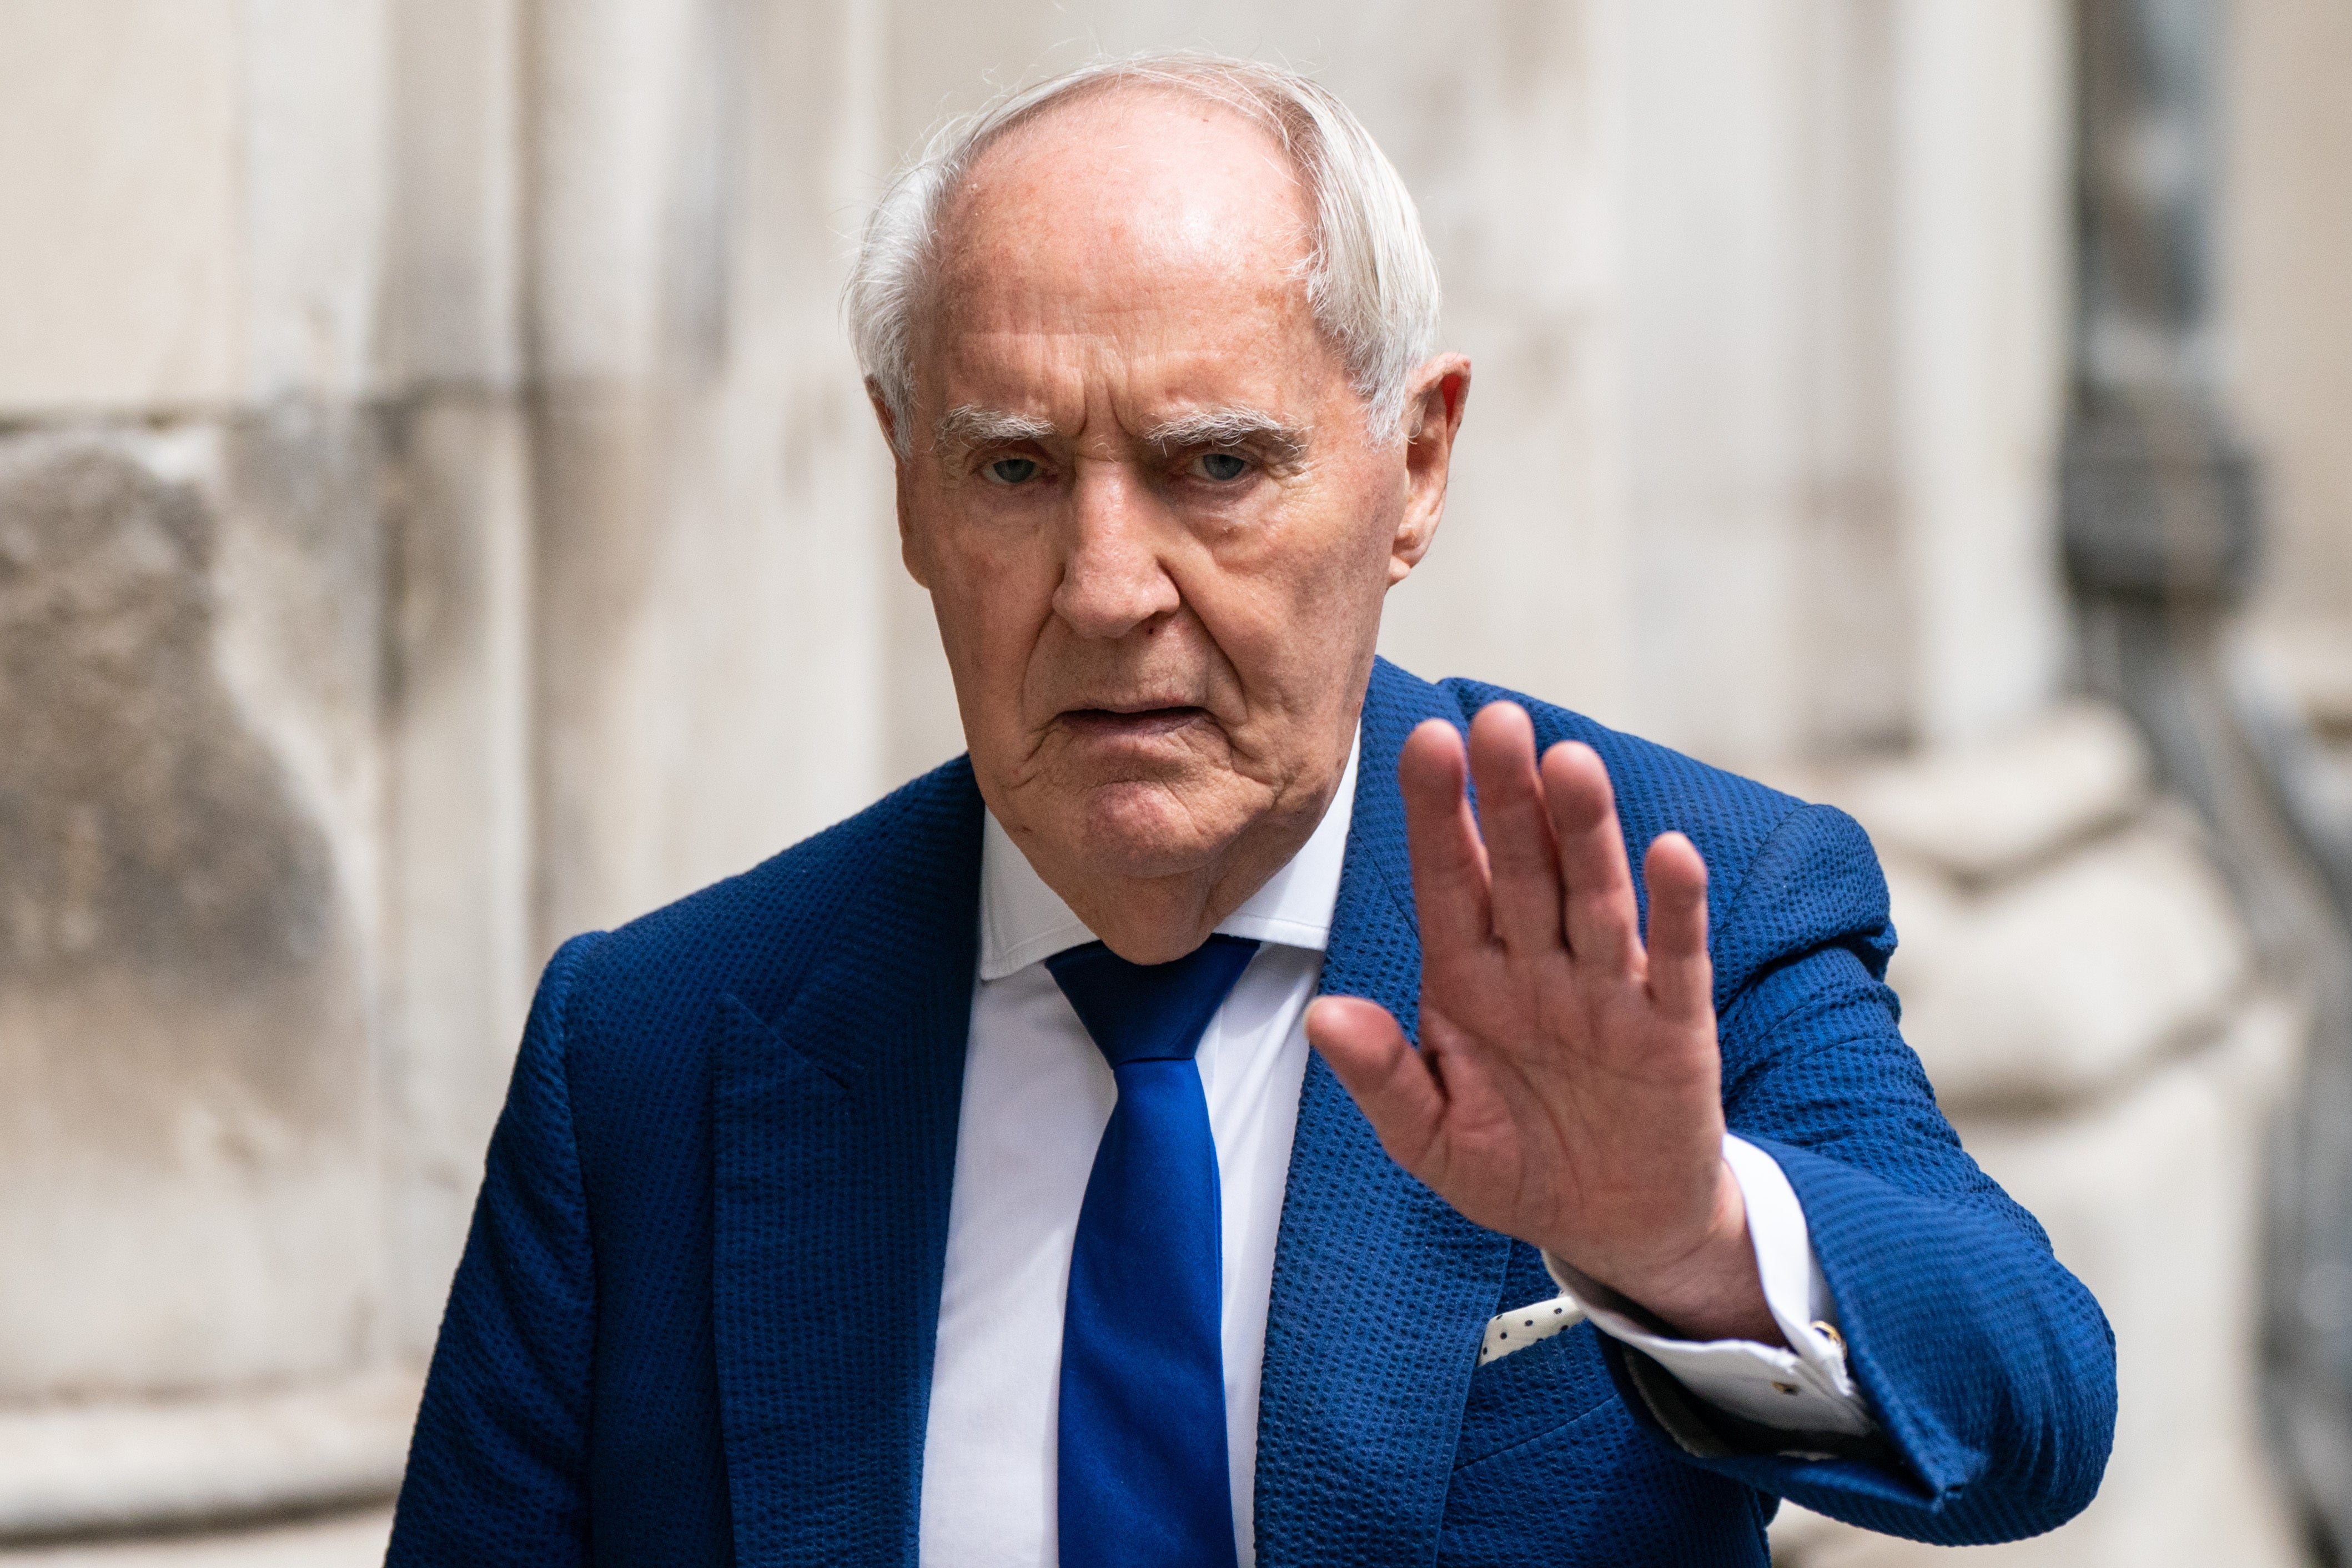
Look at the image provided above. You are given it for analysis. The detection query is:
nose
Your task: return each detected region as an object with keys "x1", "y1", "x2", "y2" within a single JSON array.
[{"x1": 1051, "y1": 459, "x2": 1183, "y2": 640}]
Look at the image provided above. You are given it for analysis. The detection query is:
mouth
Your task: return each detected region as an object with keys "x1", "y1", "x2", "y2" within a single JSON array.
[{"x1": 1058, "y1": 705, "x2": 1214, "y2": 742}]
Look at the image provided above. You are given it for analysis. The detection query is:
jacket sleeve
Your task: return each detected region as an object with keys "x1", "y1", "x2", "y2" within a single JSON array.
[
  {"x1": 386, "y1": 932, "x2": 608, "y2": 1566},
  {"x1": 1601, "y1": 803, "x2": 2118, "y2": 1545}
]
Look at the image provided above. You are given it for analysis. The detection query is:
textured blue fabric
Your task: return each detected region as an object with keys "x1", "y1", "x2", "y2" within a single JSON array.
[
  {"x1": 1048, "y1": 934, "x2": 1258, "y2": 1568},
  {"x1": 388, "y1": 657, "x2": 2117, "y2": 1567}
]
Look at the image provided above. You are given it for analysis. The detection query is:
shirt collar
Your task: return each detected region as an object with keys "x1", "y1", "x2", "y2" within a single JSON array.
[{"x1": 977, "y1": 728, "x2": 1361, "y2": 981}]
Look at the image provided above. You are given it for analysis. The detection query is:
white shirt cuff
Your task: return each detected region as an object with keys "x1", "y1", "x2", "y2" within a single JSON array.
[{"x1": 1541, "y1": 1134, "x2": 1872, "y2": 1438}]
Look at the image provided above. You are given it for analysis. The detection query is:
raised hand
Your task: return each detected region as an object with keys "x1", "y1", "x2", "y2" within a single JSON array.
[{"x1": 1306, "y1": 702, "x2": 1777, "y2": 1344}]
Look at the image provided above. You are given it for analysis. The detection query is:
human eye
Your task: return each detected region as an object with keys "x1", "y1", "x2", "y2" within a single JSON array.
[
  {"x1": 982, "y1": 455, "x2": 1043, "y2": 486},
  {"x1": 1185, "y1": 450, "x2": 1253, "y2": 483}
]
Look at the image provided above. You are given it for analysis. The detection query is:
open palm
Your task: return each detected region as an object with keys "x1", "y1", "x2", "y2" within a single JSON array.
[{"x1": 1307, "y1": 702, "x2": 1773, "y2": 1342}]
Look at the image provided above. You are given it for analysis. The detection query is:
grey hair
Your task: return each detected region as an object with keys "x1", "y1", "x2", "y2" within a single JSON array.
[{"x1": 844, "y1": 51, "x2": 1443, "y2": 456}]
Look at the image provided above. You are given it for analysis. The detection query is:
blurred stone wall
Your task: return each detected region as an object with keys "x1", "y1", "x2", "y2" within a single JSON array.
[
  {"x1": 0, "y1": 0, "x2": 2339, "y2": 1561},
  {"x1": 1769, "y1": 710, "x2": 2303, "y2": 1564},
  {"x1": 2225, "y1": 0, "x2": 2352, "y2": 733},
  {"x1": 2224, "y1": 0, "x2": 2352, "y2": 646},
  {"x1": 0, "y1": 4, "x2": 421, "y2": 1552}
]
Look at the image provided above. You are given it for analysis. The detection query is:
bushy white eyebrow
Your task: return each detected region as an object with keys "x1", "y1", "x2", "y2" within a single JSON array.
[
  {"x1": 1142, "y1": 407, "x2": 1308, "y2": 463},
  {"x1": 933, "y1": 404, "x2": 1058, "y2": 454},
  {"x1": 932, "y1": 402, "x2": 1310, "y2": 467}
]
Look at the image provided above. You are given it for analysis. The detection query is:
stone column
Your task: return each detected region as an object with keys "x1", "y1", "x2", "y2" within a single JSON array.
[
  {"x1": 1773, "y1": 0, "x2": 2304, "y2": 1560},
  {"x1": 525, "y1": 0, "x2": 898, "y2": 951},
  {"x1": 373, "y1": 0, "x2": 537, "y2": 1369},
  {"x1": 0, "y1": 0, "x2": 420, "y2": 1548},
  {"x1": 1770, "y1": 712, "x2": 2302, "y2": 1565}
]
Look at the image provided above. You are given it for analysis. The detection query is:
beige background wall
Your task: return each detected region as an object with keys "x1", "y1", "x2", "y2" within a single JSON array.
[{"x1": 2224, "y1": 0, "x2": 2352, "y2": 641}]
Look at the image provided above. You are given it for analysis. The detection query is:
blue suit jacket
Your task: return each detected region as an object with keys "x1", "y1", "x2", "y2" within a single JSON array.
[{"x1": 389, "y1": 659, "x2": 2115, "y2": 1566}]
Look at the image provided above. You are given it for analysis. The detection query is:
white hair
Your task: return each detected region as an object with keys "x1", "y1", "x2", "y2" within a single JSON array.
[{"x1": 844, "y1": 51, "x2": 1443, "y2": 456}]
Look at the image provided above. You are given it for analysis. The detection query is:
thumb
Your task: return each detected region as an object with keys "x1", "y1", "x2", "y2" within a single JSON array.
[{"x1": 1306, "y1": 996, "x2": 1446, "y2": 1174}]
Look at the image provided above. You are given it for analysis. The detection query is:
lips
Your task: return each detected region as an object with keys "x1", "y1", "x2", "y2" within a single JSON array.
[{"x1": 1058, "y1": 706, "x2": 1212, "y2": 740}]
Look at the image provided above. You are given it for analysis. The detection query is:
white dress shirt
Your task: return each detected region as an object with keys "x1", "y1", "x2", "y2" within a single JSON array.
[{"x1": 918, "y1": 737, "x2": 1866, "y2": 1567}]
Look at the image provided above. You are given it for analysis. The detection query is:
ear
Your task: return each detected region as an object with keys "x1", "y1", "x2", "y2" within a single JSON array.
[
  {"x1": 868, "y1": 379, "x2": 933, "y2": 590},
  {"x1": 1389, "y1": 353, "x2": 1471, "y2": 586},
  {"x1": 896, "y1": 487, "x2": 931, "y2": 590},
  {"x1": 866, "y1": 377, "x2": 904, "y2": 458}
]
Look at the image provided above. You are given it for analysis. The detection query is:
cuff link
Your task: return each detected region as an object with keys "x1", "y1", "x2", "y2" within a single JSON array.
[{"x1": 1775, "y1": 1324, "x2": 1847, "y2": 1394}]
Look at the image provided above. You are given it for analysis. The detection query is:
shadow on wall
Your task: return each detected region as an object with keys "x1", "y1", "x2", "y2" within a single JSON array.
[{"x1": 0, "y1": 428, "x2": 378, "y2": 1405}]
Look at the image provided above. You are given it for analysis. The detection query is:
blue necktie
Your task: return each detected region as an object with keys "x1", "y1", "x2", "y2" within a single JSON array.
[{"x1": 1047, "y1": 933, "x2": 1261, "y2": 1568}]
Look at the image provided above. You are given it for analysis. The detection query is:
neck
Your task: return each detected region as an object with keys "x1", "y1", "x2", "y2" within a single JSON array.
[
  {"x1": 1008, "y1": 746, "x2": 1350, "y2": 966},
  {"x1": 1054, "y1": 808, "x2": 1325, "y2": 966}
]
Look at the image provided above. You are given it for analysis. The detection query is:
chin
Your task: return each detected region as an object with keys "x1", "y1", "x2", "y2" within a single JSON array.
[{"x1": 1070, "y1": 781, "x2": 1239, "y2": 881}]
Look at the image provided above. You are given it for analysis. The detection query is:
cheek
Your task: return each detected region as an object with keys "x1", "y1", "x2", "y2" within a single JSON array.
[
  {"x1": 1234, "y1": 462, "x2": 1402, "y2": 664},
  {"x1": 1199, "y1": 514, "x2": 1390, "y2": 684},
  {"x1": 1255, "y1": 469, "x2": 1402, "y2": 602},
  {"x1": 916, "y1": 510, "x2": 1057, "y2": 684}
]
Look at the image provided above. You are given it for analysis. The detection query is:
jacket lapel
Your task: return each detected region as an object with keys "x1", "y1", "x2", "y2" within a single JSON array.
[
  {"x1": 712, "y1": 764, "x2": 984, "y2": 1567},
  {"x1": 1253, "y1": 660, "x2": 1512, "y2": 1565}
]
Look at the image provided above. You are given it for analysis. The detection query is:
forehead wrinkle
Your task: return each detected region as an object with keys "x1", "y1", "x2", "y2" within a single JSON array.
[{"x1": 917, "y1": 101, "x2": 1331, "y2": 439}]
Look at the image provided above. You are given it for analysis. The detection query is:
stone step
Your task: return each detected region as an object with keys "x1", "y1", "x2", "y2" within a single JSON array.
[{"x1": 0, "y1": 1371, "x2": 416, "y2": 1549}]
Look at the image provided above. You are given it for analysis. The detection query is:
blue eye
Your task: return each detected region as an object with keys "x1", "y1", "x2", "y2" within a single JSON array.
[
  {"x1": 1192, "y1": 452, "x2": 1250, "y2": 482},
  {"x1": 986, "y1": 457, "x2": 1040, "y2": 485}
]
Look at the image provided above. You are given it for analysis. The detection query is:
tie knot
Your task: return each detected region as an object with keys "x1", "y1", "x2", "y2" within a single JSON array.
[{"x1": 1044, "y1": 933, "x2": 1262, "y2": 1069}]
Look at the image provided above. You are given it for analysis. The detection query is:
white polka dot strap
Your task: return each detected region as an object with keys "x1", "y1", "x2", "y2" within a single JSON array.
[{"x1": 1478, "y1": 1293, "x2": 1586, "y2": 1365}]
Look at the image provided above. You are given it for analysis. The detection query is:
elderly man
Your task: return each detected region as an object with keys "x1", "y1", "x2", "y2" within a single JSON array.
[{"x1": 389, "y1": 53, "x2": 2113, "y2": 1568}]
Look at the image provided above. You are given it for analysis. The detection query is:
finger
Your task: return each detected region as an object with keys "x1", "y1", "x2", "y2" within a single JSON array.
[
  {"x1": 1306, "y1": 996, "x2": 1447, "y2": 1174},
  {"x1": 1642, "y1": 832, "x2": 1713, "y2": 1024},
  {"x1": 1540, "y1": 742, "x2": 1640, "y2": 975},
  {"x1": 1468, "y1": 702, "x2": 1567, "y2": 957},
  {"x1": 1397, "y1": 719, "x2": 1491, "y2": 953}
]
